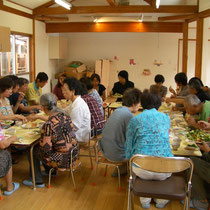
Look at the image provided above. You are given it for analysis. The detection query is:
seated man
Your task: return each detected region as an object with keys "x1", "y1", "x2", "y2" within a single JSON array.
[
  {"x1": 80, "y1": 82, "x2": 105, "y2": 134},
  {"x1": 26, "y1": 72, "x2": 48, "y2": 105},
  {"x1": 9, "y1": 78, "x2": 41, "y2": 115},
  {"x1": 100, "y1": 88, "x2": 141, "y2": 163},
  {"x1": 184, "y1": 94, "x2": 210, "y2": 129},
  {"x1": 62, "y1": 77, "x2": 91, "y2": 142}
]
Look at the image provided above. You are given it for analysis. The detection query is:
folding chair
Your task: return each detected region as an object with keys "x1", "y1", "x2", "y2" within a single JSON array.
[
  {"x1": 127, "y1": 154, "x2": 194, "y2": 210},
  {"x1": 92, "y1": 138, "x2": 128, "y2": 192},
  {"x1": 48, "y1": 145, "x2": 81, "y2": 191}
]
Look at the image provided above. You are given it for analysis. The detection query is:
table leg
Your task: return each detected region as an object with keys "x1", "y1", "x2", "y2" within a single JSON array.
[{"x1": 30, "y1": 143, "x2": 36, "y2": 190}]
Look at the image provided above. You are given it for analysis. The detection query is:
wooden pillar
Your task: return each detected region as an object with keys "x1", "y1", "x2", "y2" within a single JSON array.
[
  {"x1": 30, "y1": 18, "x2": 35, "y2": 81},
  {"x1": 182, "y1": 21, "x2": 188, "y2": 74},
  {"x1": 195, "y1": 17, "x2": 203, "y2": 79}
]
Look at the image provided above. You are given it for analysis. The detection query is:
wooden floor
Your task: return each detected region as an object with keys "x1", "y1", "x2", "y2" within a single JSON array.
[{"x1": 0, "y1": 150, "x2": 192, "y2": 210}]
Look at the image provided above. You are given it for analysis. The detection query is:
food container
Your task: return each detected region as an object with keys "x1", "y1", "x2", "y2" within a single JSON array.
[{"x1": 171, "y1": 142, "x2": 180, "y2": 150}]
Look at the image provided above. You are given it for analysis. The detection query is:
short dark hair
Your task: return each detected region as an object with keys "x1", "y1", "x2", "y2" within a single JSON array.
[
  {"x1": 122, "y1": 88, "x2": 142, "y2": 107},
  {"x1": 80, "y1": 77, "x2": 93, "y2": 90},
  {"x1": 57, "y1": 73, "x2": 66, "y2": 88},
  {"x1": 63, "y1": 77, "x2": 82, "y2": 96},
  {"x1": 17, "y1": 78, "x2": 29, "y2": 87},
  {"x1": 154, "y1": 74, "x2": 165, "y2": 83},
  {"x1": 4, "y1": 75, "x2": 18, "y2": 89},
  {"x1": 80, "y1": 82, "x2": 88, "y2": 96},
  {"x1": 0, "y1": 77, "x2": 14, "y2": 94},
  {"x1": 188, "y1": 80, "x2": 202, "y2": 92},
  {"x1": 118, "y1": 70, "x2": 128, "y2": 81},
  {"x1": 35, "y1": 72, "x2": 48, "y2": 82},
  {"x1": 175, "y1": 73, "x2": 187, "y2": 86},
  {"x1": 141, "y1": 89, "x2": 161, "y2": 110},
  {"x1": 189, "y1": 77, "x2": 204, "y2": 87},
  {"x1": 91, "y1": 74, "x2": 101, "y2": 83}
]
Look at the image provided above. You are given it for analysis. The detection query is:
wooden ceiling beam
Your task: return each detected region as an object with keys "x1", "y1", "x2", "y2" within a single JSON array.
[
  {"x1": 35, "y1": 15, "x2": 69, "y2": 22},
  {"x1": 158, "y1": 14, "x2": 197, "y2": 21},
  {"x1": 0, "y1": 2, "x2": 33, "y2": 19},
  {"x1": 33, "y1": 0, "x2": 55, "y2": 14},
  {"x1": 46, "y1": 22, "x2": 183, "y2": 33},
  {"x1": 106, "y1": 0, "x2": 116, "y2": 7},
  {"x1": 34, "y1": 5, "x2": 198, "y2": 15}
]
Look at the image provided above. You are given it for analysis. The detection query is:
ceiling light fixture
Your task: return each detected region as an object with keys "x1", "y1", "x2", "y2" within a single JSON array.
[
  {"x1": 138, "y1": 15, "x2": 143, "y2": 22},
  {"x1": 55, "y1": 0, "x2": 71, "y2": 10},
  {"x1": 156, "y1": 0, "x2": 160, "y2": 9},
  {"x1": 93, "y1": 17, "x2": 99, "y2": 23}
]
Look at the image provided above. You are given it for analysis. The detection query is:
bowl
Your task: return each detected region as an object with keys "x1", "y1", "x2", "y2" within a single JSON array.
[
  {"x1": 172, "y1": 142, "x2": 180, "y2": 150},
  {"x1": 173, "y1": 138, "x2": 182, "y2": 144},
  {"x1": 15, "y1": 121, "x2": 23, "y2": 127}
]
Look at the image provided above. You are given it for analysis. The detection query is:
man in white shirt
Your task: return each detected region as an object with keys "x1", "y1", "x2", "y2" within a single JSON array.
[{"x1": 62, "y1": 77, "x2": 91, "y2": 142}]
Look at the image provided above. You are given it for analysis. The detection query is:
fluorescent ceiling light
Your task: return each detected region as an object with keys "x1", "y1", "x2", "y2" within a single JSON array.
[
  {"x1": 156, "y1": 0, "x2": 160, "y2": 9},
  {"x1": 138, "y1": 15, "x2": 143, "y2": 22},
  {"x1": 55, "y1": 0, "x2": 71, "y2": 10},
  {"x1": 93, "y1": 18, "x2": 99, "y2": 22}
]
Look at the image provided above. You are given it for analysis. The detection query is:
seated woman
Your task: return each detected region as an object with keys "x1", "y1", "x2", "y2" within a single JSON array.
[
  {"x1": 91, "y1": 74, "x2": 106, "y2": 101},
  {"x1": 52, "y1": 73, "x2": 66, "y2": 100},
  {"x1": 110, "y1": 70, "x2": 134, "y2": 101},
  {"x1": 125, "y1": 90, "x2": 173, "y2": 209},
  {"x1": 166, "y1": 72, "x2": 189, "y2": 110},
  {"x1": 100, "y1": 88, "x2": 141, "y2": 175},
  {"x1": 23, "y1": 93, "x2": 78, "y2": 187},
  {"x1": 150, "y1": 74, "x2": 167, "y2": 99},
  {"x1": 80, "y1": 77, "x2": 104, "y2": 116},
  {"x1": 184, "y1": 94, "x2": 210, "y2": 129},
  {"x1": 63, "y1": 77, "x2": 91, "y2": 142},
  {"x1": 0, "y1": 77, "x2": 26, "y2": 124},
  {"x1": 80, "y1": 82, "x2": 105, "y2": 134},
  {"x1": 0, "y1": 127, "x2": 19, "y2": 195}
]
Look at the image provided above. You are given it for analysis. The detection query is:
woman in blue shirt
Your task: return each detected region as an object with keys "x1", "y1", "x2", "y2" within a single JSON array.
[{"x1": 125, "y1": 90, "x2": 173, "y2": 209}]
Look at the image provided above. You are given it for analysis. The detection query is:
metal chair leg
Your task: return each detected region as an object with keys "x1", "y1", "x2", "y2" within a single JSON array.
[
  {"x1": 131, "y1": 191, "x2": 134, "y2": 210},
  {"x1": 104, "y1": 165, "x2": 108, "y2": 177},
  {"x1": 48, "y1": 168, "x2": 54, "y2": 189},
  {"x1": 70, "y1": 165, "x2": 77, "y2": 191},
  {"x1": 92, "y1": 161, "x2": 99, "y2": 187},
  {"x1": 116, "y1": 166, "x2": 121, "y2": 192},
  {"x1": 88, "y1": 144, "x2": 93, "y2": 170}
]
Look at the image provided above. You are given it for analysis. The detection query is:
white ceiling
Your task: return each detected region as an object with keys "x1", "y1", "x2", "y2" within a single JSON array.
[{"x1": 8, "y1": 0, "x2": 197, "y2": 9}]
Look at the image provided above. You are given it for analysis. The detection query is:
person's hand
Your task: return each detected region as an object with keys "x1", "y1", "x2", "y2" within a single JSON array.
[
  {"x1": 8, "y1": 136, "x2": 18, "y2": 143},
  {"x1": 207, "y1": 117, "x2": 210, "y2": 123},
  {"x1": 169, "y1": 86, "x2": 175, "y2": 95},
  {"x1": 17, "y1": 92, "x2": 25, "y2": 102},
  {"x1": 185, "y1": 115, "x2": 197, "y2": 127},
  {"x1": 197, "y1": 142, "x2": 210, "y2": 153},
  {"x1": 198, "y1": 121, "x2": 210, "y2": 130},
  {"x1": 15, "y1": 114, "x2": 26, "y2": 122},
  {"x1": 34, "y1": 105, "x2": 42, "y2": 110},
  {"x1": 26, "y1": 114, "x2": 38, "y2": 122}
]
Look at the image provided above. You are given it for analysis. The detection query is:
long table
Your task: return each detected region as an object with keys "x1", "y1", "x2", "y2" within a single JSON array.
[{"x1": 3, "y1": 120, "x2": 43, "y2": 190}]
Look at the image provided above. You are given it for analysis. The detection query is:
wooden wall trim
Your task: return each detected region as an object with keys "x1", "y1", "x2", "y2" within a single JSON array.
[
  {"x1": 0, "y1": 3, "x2": 33, "y2": 19},
  {"x1": 30, "y1": 19, "x2": 35, "y2": 81},
  {"x1": 195, "y1": 18, "x2": 203, "y2": 79},
  {"x1": 182, "y1": 22, "x2": 188, "y2": 74},
  {"x1": 46, "y1": 22, "x2": 183, "y2": 33}
]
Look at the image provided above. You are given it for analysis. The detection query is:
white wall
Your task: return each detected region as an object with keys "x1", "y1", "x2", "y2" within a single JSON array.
[
  {"x1": 65, "y1": 32, "x2": 182, "y2": 93},
  {"x1": 35, "y1": 21, "x2": 58, "y2": 93},
  {"x1": 199, "y1": 0, "x2": 210, "y2": 12},
  {"x1": 0, "y1": 10, "x2": 32, "y2": 34}
]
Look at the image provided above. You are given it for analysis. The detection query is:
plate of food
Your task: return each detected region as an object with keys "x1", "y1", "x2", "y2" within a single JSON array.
[
  {"x1": 185, "y1": 144, "x2": 197, "y2": 151},
  {"x1": 27, "y1": 130, "x2": 41, "y2": 136},
  {"x1": 113, "y1": 93, "x2": 123, "y2": 98},
  {"x1": 21, "y1": 122, "x2": 38, "y2": 129},
  {"x1": 186, "y1": 129, "x2": 210, "y2": 142},
  {"x1": 0, "y1": 120, "x2": 14, "y2": 126}
]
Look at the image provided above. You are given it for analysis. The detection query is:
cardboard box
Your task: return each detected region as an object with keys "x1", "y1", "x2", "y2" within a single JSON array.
[{"x1": 64, "y1": 66, "x2": 86, "y2": 79}]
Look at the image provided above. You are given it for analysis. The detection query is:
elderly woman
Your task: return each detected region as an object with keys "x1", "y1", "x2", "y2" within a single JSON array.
[
  {"x1": 0, "y1": 76, "x2": 26, "y2": 123},
  {"x1": 0, "y1": 128, "x2": 19, "y2": 195},
  {"x1": 52, "y1": 73, "x2": 66, "y2": 100},
  {"x1": 125, "y1": 90, "x2": 173, "y2": 209},
  {"x1": 23, "y1": 93, "x2": 78, "y2": 187}
]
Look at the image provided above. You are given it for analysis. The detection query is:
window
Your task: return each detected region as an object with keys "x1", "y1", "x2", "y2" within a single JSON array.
[{"x1": 0, "y1": 34, "x2": 30, "y2": 77}]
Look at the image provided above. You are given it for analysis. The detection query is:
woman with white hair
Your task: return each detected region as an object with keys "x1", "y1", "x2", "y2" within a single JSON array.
[
  {"x1": 23, "y1": 93, "x2": 78, "y2": 187},
  {"x1": 184, "y1": 94, "x2": 210, "y2": 129}
]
